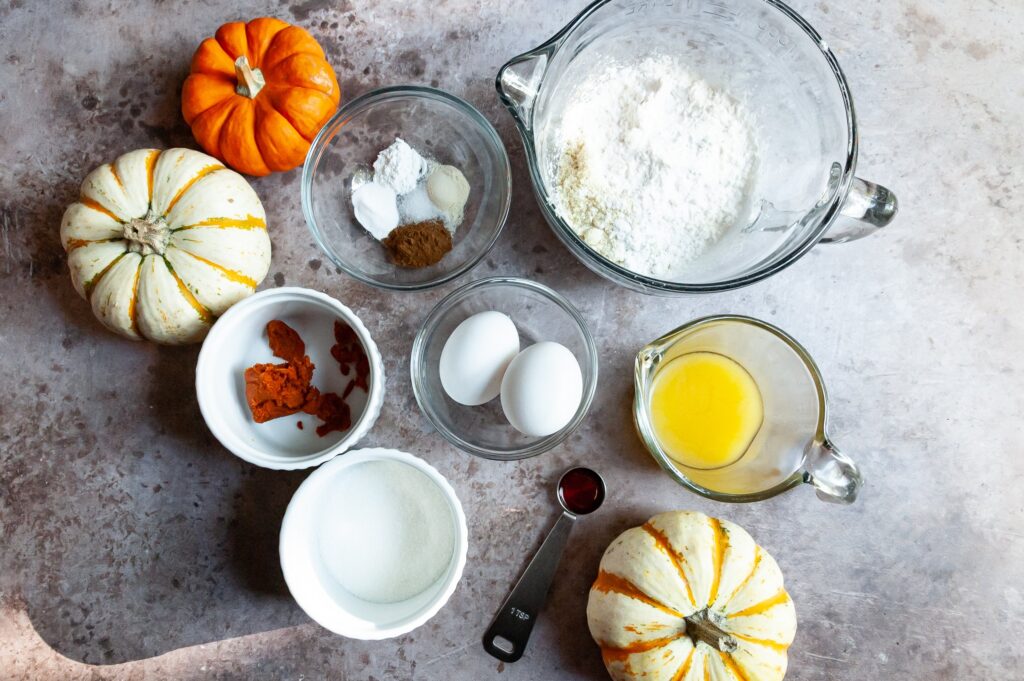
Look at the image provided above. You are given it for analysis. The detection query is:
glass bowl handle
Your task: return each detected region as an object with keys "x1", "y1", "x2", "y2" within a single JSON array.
[
  {"x1": 821, "y1": 177, "x2": 899, "y2": 243},
  {"x1": 803, "y1": 438, "x2": 863, "y2": 504}
]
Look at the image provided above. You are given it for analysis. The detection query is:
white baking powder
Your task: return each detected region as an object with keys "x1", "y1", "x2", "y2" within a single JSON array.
[
  {"x1": 552, "y1": 55, "x2": 758, "y2": 279},
  {"x1": 352, "y1": 138, "x2": 466, "y2": 238},
  {"x1": 373, "y1": 138, "x2": 428, "y2": 194}
]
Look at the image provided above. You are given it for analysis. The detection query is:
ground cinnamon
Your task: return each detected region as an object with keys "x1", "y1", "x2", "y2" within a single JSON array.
[{"x1": 382, "y1": 219, "x2": 452, "y2": 268}]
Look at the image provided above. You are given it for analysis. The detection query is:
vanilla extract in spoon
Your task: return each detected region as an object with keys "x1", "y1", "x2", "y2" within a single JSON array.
[{"x1": 482, "y1": 467, "x2": 606, "y2": 662}]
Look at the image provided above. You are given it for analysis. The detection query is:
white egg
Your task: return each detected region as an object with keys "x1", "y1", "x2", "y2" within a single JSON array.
[
  {"x1": 500, "y1": 342, "x2": 583, "y2": 437},
  {"x1": 439, "y1": 311, "x2": 520, "y2": 406}
]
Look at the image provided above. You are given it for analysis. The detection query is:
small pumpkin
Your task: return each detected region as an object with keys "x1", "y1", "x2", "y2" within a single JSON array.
[
  {"x1": 60, "y1": 148, "x2": 271, "y2": 344},
  {"x1": 182, "y1": 17, "x2": 341, "y2": 176},
  {"x1": 587, "y1": 511, "x2": 797, "y2": 681}
]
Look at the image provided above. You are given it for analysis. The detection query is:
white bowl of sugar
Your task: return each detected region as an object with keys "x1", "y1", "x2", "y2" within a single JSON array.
[{"x1": 279, "y1": 448, "x2": 468, "y2": 639}]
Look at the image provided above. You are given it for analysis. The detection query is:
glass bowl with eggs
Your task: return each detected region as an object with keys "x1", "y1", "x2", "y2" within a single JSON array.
[
  {"x1": 411, "y1": 277, "x2": 598, "y2": 460},
  {"x1": 302, "y1": 86, "x2": 512, "y2": 291}
]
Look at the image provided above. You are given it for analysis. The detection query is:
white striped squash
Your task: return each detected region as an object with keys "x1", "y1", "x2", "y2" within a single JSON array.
[
  {"x1": 60, "y1": 148, "x2": 271, "y2": 344},
  {"x1": 587, "y1": 511, "x2": 797, "y2": 681}
]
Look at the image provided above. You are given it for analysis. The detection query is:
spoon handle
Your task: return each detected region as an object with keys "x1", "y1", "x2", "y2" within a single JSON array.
[{"x1": 482, "y1": 511, "x2": 575, "y2": 662}]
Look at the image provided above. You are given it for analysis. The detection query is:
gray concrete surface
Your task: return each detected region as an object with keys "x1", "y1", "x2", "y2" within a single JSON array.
[{"x1": 1, "y1": 0, "x2": 1022, "y2": 678}]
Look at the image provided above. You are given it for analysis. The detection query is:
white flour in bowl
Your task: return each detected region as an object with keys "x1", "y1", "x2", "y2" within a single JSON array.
[{"x1": 552, "y1": 55, "x2": 758, "y2": 280}]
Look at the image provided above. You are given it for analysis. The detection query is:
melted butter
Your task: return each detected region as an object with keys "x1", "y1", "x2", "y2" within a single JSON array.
[{"x1": 648, "y1": 352, "x2": 763, "y2": 470}]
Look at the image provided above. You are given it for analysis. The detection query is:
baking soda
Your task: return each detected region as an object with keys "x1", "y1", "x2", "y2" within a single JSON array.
[{"x1": 399, "y1": 181, "x2": 444, "y2": 226}]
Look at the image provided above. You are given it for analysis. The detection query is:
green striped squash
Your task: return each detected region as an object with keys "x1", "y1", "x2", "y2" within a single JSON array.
[
  {"x1": 588, "y1": 511, "x2": 797, "y2": 681},
  {"x1": 60, "y1": 148, "x2": 271, "y2": 344}
]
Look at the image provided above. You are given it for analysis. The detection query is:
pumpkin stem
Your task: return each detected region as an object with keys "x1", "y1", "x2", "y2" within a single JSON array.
[
  {"x1": 683, "y1": 609, "x2": 738, "y2": 653},
  {"x1": 234, "y1": 56, "x2": 266, "y2": 99},
  {"x1": 123, "y1": 210, "x2": 170, "y2": 256}
]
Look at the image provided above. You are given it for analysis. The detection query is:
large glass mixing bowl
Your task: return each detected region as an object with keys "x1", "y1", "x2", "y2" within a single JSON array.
[{"x1": 497, "y1": 0, "x2": 897, "y2": 294}]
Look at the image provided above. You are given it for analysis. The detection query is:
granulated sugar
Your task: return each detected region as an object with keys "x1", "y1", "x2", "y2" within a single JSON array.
[
  {"x1": 552, "y1": 55, "x2": 758, "y2": 280},
  {"x1": 318, "y1": 460, "x2": 455, "y2": 603}
]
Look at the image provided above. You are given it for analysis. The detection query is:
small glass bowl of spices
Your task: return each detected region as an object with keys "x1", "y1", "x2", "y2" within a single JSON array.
[{"x1": 303, "y1": 86, "x2": 512, "y2": 291}]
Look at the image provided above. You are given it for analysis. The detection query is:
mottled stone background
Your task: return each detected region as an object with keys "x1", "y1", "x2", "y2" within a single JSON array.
[{"x1": 1, "y1": 0, "x2": 1022, "y2": 679}]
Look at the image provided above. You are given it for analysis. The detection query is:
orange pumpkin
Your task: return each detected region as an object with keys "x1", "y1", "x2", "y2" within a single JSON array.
[{"x1": 182, "y1": 17, "x2": 341, "y2": 176}]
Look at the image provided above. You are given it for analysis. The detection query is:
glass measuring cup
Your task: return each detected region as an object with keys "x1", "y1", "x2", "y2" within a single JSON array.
[
  {"x1": 496, "y1": 0, "x2": 898, "y2": 294},
  {"x1": 634, "y1": 315, "x2": 862, "y2": 503}
]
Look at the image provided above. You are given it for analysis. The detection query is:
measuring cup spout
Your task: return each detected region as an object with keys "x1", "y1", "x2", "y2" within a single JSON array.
[
  {"x1": 803, "y1": 438, "x2": 863, "y2": 504},
  {"x1": 496, "y1": 48, "x2": 552, "y2": 132}
]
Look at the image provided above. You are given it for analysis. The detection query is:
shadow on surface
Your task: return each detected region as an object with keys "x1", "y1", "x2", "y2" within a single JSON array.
[
  {"x1": 6, "y1": 41, "x2": 323, "y2": 661},
  {"x1": 20, "y1": 440, "x2": 311, "y2": 664},
  {"x1": 227, "y1": 468, "x2": 307, "y2": 597},
  {"x1": 20, "y1": 335, "x2": 312, "y2": 664}
]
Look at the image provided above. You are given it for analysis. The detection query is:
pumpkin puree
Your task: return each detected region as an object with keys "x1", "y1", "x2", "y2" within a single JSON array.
[{"x1": 244, "y1": 320, "x2": 369, "y2": 436}]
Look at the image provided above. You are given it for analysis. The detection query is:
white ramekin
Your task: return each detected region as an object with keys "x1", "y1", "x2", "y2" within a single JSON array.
[
  {"x1": 279, "y1": 448, "x2": 469, "y2": 639},
  {"x1": 196, "y1": 287, "x2": 385, "y2": 470}
]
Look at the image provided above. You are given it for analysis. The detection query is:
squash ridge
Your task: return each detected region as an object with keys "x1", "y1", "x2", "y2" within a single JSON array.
[
  {"x1": 163, "y1": 258, "x2": 212, "y2": 323},
  {"x1": 262, "y1": 26, "x2": 325, "y2": 71},
  {"x1": 65, "y1": 237, "x2": 121, "y2": 253},
  {"x1": 258, "y1": 94, "x2": 311, "y2": 146},
  {"x1": 79, "y1": 196, "x2": 123, "y2": 224},
  {"x1": 165, "y1": 164, "x2": 225, "y2": 213},
  {"x1": 708, "y1": 517, "x2": 728, "y2": 606},
  {"x1": 592, "y1": 570, "x2": 686, "y2": 619},
  {"x1": 719, "y1": 548, "x2": 762, "y2": 610},
  {"x1": 718, "y1": 650, "x2": 751, "y2": 681},
  {"x1": 731, "y1": 632, "x2": 789, "y2": 652},
  {"x1": 726, "y1": 590, "x2": 790, "y2": 620},
  {"x1": 600, "y1": 632, "x2": 687, "y2": 664},
  {"x1": 127, "y1": 263, "x2": 144, "y2": 340},
  {"x1": 249, "y1": 102, "x2": 296, "y2": 170},
  {"x1": 172, "y1": 215, "x2": 267, "y2": 232},
  {"x1": 642, "y1": 522, "x2": 697, "y2": 608},
  {"x1": 670, "y1": 647, "x2": 696, "y2": 681},
  {"x1": 108, "y1": 163, "x2": 126, "y2": 191},
  {"x1": 169, "y1": 245, "x2": 257, "y2": 288},
  {"x1": 84, "y1": 251, "x2": 126, "y2": 299},
  {"x1": 262, "y1": 84, "x2": 332, "y2": 143},
  {"x1": 145, "y1": 150, "x2": 161, "y2": 207},
  {"x1": 244, "y1": 18, "x2": 289, "y2": 67}
]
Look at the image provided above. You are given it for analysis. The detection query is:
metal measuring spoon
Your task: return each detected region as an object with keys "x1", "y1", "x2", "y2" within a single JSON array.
[{"x1": 482, "y1": 467, "x2": 606, "y2": 662}]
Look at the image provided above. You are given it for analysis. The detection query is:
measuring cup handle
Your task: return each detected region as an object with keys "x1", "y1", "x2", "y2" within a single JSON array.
[
  {"x1": 803, "y1": 439, "x2": 863, "y2": 504},
  {"x1": 820, "y1": 177, "x2": 899, "y2": 243},
  {"x1": 482, "y1": 511, "x2": 575, "y2": 662}
]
